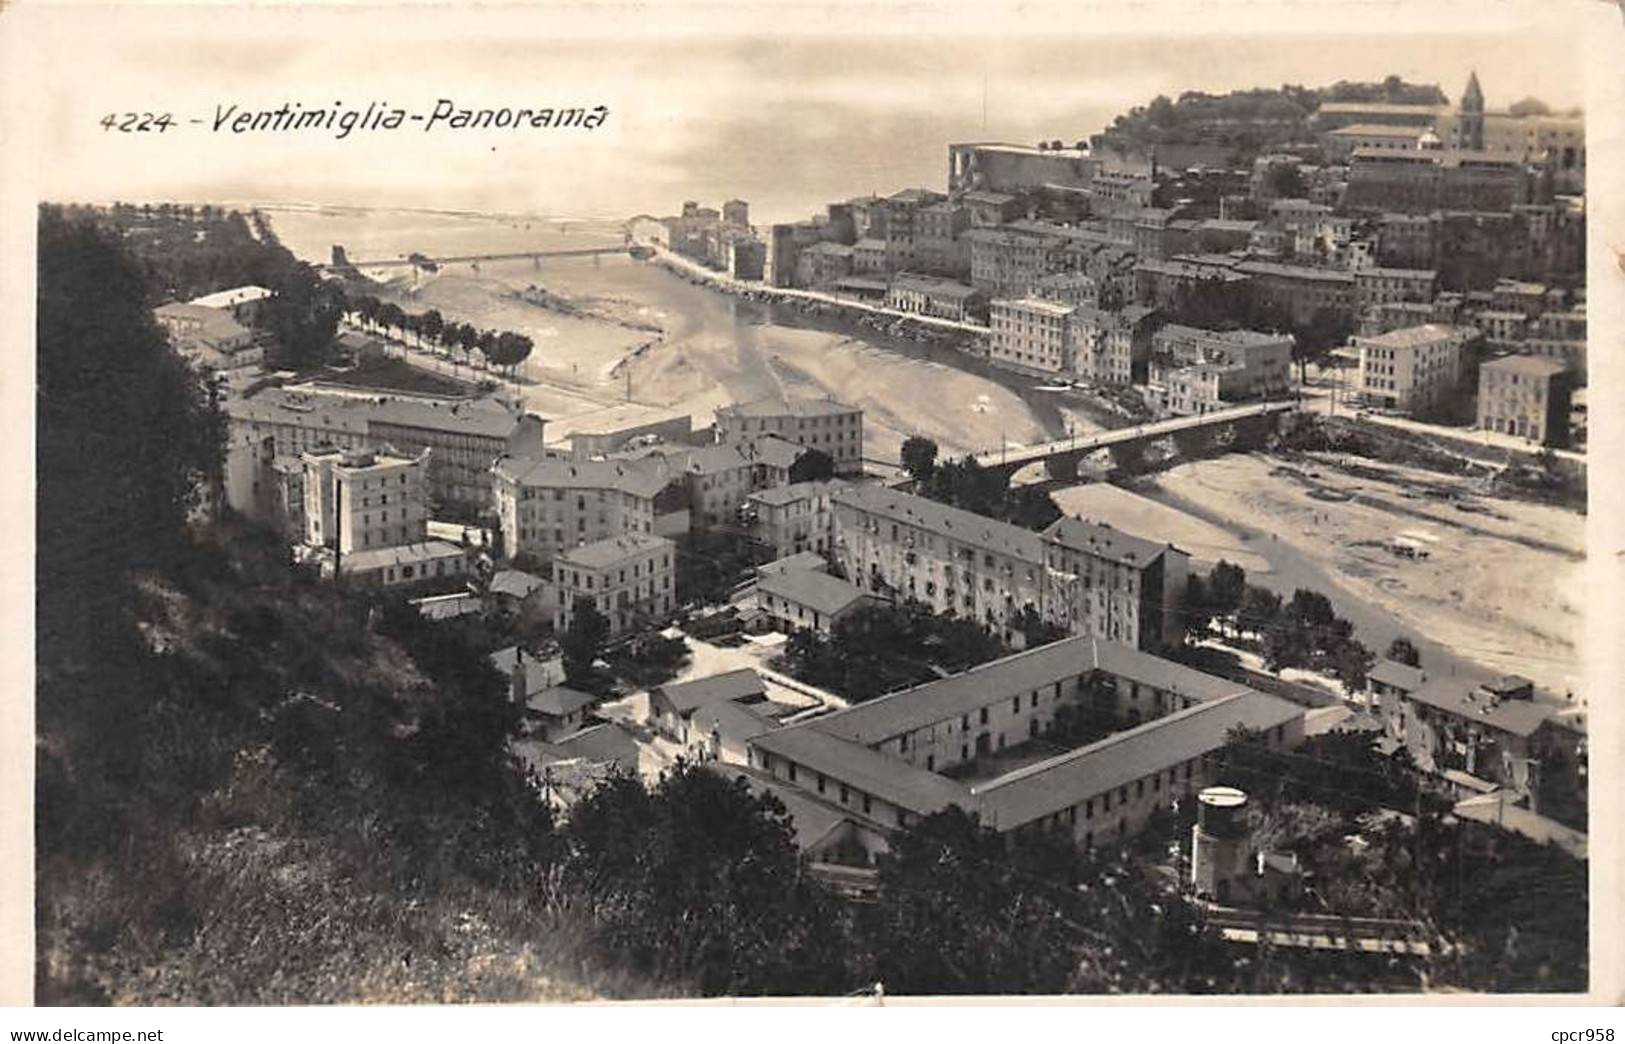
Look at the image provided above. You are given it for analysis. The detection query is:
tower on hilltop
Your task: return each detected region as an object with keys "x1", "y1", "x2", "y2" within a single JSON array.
[{"x1": 1458, "y1": 70, "x2": 1485, "y2": 151}]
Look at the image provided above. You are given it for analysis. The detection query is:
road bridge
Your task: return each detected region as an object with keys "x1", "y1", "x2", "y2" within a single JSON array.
[
  {"x1": 324, "y1": 244, "x2": 627, "y2": 271},
  {"x1": 970, "y1": 399, "x2": 1299, "y2": 480}
]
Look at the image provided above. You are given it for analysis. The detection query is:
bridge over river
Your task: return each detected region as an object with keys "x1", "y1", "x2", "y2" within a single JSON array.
[
  {"x1": 324, "y1": 244, "x2": 628, "y2": 271},
  {"x1": 971, "y1": 399, "x2": 1299, "y2": 480}
]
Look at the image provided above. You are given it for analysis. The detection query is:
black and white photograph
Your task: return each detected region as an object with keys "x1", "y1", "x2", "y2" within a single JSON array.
[{"x1": 3, "y1": 0, "x2": 1621, "y2": 1018}]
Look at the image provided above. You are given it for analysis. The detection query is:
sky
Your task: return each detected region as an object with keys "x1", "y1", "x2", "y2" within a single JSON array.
[{"x1": 9, "y1": 0, "x2": 1594, "y2": 225}]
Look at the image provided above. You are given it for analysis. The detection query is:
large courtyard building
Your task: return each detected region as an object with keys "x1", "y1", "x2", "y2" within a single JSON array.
[
  {"x1": 829, "y1": 485, "x2": 1187, "y2": 651},
  {"x1": 735, "y1": 636, "x2": 1303, "y2": 861},
  {"x1": 948, "y1": 142, "x2": 1098, "y2": 195},
  {"x1": 713, "y1": 396, "x2": 865, "y2": 476}
]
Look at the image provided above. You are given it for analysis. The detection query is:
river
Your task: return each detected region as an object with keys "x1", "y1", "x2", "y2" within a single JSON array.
[{"x1": 264, "y1": 205, "x2": 1104, "y2": 462}]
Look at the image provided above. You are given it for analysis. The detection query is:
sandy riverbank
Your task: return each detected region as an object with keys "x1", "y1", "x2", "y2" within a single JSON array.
[{"x1": 1134, "y1": 453, "x2": 1584, "y2": 693}]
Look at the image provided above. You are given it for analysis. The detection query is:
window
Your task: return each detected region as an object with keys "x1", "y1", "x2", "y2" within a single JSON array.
[
  {"x1": 788, "y1": 764, "x2": 797, "y2": 782},
  {"x1": 979, "y1": 707, "x2": 988, "y2": 726}
]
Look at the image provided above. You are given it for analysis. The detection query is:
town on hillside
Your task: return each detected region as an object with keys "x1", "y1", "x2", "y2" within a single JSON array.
[{"x1": 34, "y1": 56, "x2": 1594, "y2": 1008}]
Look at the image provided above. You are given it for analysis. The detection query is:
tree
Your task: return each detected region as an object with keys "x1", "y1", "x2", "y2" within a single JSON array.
[
  {"x1": 1385, "y1": 637, "x2": 1422, "y2": 668},
  {"x1": 1209, "y1": 560, "x2": 1247, "y2": 620},
  {"x1": 788, "y1": 448, "x2": 835, "y2": 483},
  {"x1": 900, "y1": 435, "x2": 938, "y2": 484},
  {"x1": 418, "y1": 308, "x2": 444, "y2": 351},
  {"x1": 1508, "y1": 96, "x2": 1552, "y2": 118},
  {"x1": 1266, "y1": 163, "x2": 1306, "y2": 199},
  {"x1": 560, "y1": 597, "x2": 610, "y2": 686},
  {"x1": 377, "y1": 302, "x2": 406, "y2": 341}
]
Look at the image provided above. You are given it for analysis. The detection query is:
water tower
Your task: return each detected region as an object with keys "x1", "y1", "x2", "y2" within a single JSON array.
[{"x1": 1190, "y1": 786, "x2": 1250, "y2": 903}]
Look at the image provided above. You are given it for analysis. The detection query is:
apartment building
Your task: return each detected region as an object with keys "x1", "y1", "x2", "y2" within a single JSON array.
[
  {"x1": 1354, "y1": 267, "x2": 1438, "y2": 310},
  {"x1": 988, "y1": 297, "x2": 1076, "y2": 376},
  {"x1": 552, "y1": 532, "x2": 676, "y2": 636},
  {"x1": 302, "y1": 447, "x2": 431, "y2": 555},
  {"x1": 1069, "y1": 305, "x2": 1160, "y2": 385},
  {"x1": 491, "y1": 456, "x2": 670, "y2": 561},
  {"x1": 914, "y1": 201, "x2": 970, "y2": 278},
  {"x1": 224, "y1": 387, "x2": 534, "y2": 518},
  {"x1": 1233, "y1": 260, "x2": 1356, "y2": 325},
  {"x1": 829, "y1": 485, "x2": 1187, "y2": 651},
  {"x1": 1476, "y1": 354, "x2": 1572, "y2": 446},
  {"x1": 1147, "y1": 325, "x2": 1294, "y2": 416},
  {"x1": 155, "y1": 302, "x2": 263, "y2": 372},
  {"x1": 746, "y1": 479, "x2": 848, "y2": 557},
  {"x1": 965, "y1": 227, "x2": 1064, "y2": 298},
  {"x1": 714, "y1": 396, "x2": 865, "y2": 475},
  {"x1": 1355, "y1": 323, "x2": 1475, "y2": 417}
]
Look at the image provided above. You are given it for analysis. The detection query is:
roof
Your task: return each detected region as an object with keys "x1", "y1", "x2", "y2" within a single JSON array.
[
  {"x1": 556, "y1": 532, "x2": 673, "y2": 570},
  {"x1": 1357, "y1": 267, "x2": 1438, "y2": 281},
  {"x1": 888, "y1": 188, "x2": 943, "y2": 205},
  {"x1": 1316, "y1": 102, "x2": 1448, "y2": 116},
  {"x1": 1134, "y1": 258, "x2": 1250, "y2": 281},
  {"x1": 1042, "y1": 515, "x2": 1171, "y2": 568},
  {"x1": 749, "y1": 723, "x2": 970, "y2": 816},
  {"x1": 1358, "y1": 324, "x2": 1472, "y2": 350},
  {"x1": 1482, "y1": 354, "x2": 1568, "y2": 378},
  {"x1": 757, "y1": 550, "x2": 830, "y2": 578},
  {"x1": 227, "y1": 386, "x2": 525, "y2": 441},
  {"x1": 811, "y1": 636, "x2": 1247, "y2": 747},
  {"x1": 962, "y1": 190, "x2": 1017, "y2": 205},
  {"x1": 492, "y1": 455, "x2": 671, "y2": 497},
  {"x1": 802, "y1": 241, "x2": 854, "y2": 257},
  {"x1": 1368, "y1": 659, "x2": 1426, "y2": 691},
  {"x1": 547, "y1": 722, "x2": 639, "y2": 767},
  {"x1": 1154, "y1": 324, "x2": 1294, "y2": 351},
  {"x1": 488, "y1": 569, "x2": 546, "y2": 599},
  {"x1": 973, "y1": 690, "x2": 1301, "y2": 828},
  {"x1": 853, "y1": 237, "x2": 888, "y2": 251},
  {"x1": 340, "y1": 540, "x2": 466, "y2": 574},
  {"x1": 155, "y1": 302, "x2": 252, "y2": 344},
  {"x1": 748, "y1": 478, "x2": 847, "y2": 508},
  {"x1": 756, "y1": 569, "x2": 870, "y2": 618},
  {"x1": 1235, "y1": 260, "x2": 1356, "y2": 284},
  {"x1": 411, "y1": 592, "x2": 483, "y2": 620},
  {"x1": 717, "y1": 396, "x2": 860, "y2": 420},
  {"x1": 527, "y1": 685, "x2": 596, "y2": 718},
  {"x1": 189, "y1": 285, "x2": 275, "y2": 309},
  {"x1": 1400, "y1": 676, "x2": 1565, "y2": 738},
  {"x1": 992, "y1": 296, "x2": 1077, "y2": 319},
  {"x1": 706, "y1": 763, "x2": 874, "y2": 849},
  {"x1": 1326, "y1": 124, "x2": 1427, "y2": 138},
  {"x1": 832, "y1": 485, "x2": 1045, "y2": 564},
  {"x1": 653, "y1": 668, "x2": 768, "y2": 716},
  {"x1": 953, "y1": 141, "x2": 1090, "y2": 160},
  {"x1": 691, "y1": 699, "x2": 776, "y2": 746},
  {"x1": 890, "y1": 274, "x2": 981, "y2": 299}
]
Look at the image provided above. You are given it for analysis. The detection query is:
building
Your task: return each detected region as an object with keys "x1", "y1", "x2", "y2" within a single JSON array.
[
  {"x1": 552, "y1": 532, "x2": 676, "y2": 636},
  {"x1": 1322, "y1": 124, "x2": 1425, "y2": 162},
  {"x1": 649, "y1": 668, "x2": 770, "y2": 743},
  {"x1": 988, "y1": 297, "x2": 1076, "y2": 376},
  {"x1": 155, "y1": 302, "x2": 263, "y2": 372},
  {"x1": 795, "y1": 241, "x2": 854, "y2": 288},
  {"x1": 1147, "y1": 325, "x2": 1294, "y2": 416},
  {"x1": 1233, "y1": 260, "x2": 1356, "y2": 325},
  {"x1": 1366, "y1": 661, "x2": 1584, "y2": 807},
  {"x1": 1476, "y1": 355, "x2": 1572, "y2": 446},
  {"x1": 726, "y1": 237, "x2": 766, "y2": 281},
  {"x1": 1069, "y1": 305, "x2": 1160, "y2": 385},
  {"x1": 1132, "y1": 258, "x2": 1251, "y2": 312},
  {"x1": 722, "y1": 199, "x2": 750, "y2": 227},
  {"x1": 914, "y1": 201, "x2": 970, "y2": 277},
  {"x1": 829, "y1": 485, "x2": 1187, "y2": 651},
  {"x1": 713, "y1": 396, "x2": 865, "y2": 476},
  {"x1": 1354, "y1": 323, "x2": 1475, "y2": 417},
  {"x1": 491, "y1": 456, "x2": 670, "y2": 561},
  {"x1": 746, "y1": 479, "x2": 848, "y2": 557},
  {"x1": 302, "y1": 446, "x2": 431, "y2": 554},
  {"x1": 1354, "y1": 267, "x2": 1438, "y2": 310},
  {"x1": 188, "y1": 284, "x2": 276, "y2": 325},
  {"x1": 636, "y1": 438, "x2": 803, "y2": 529},
  {"x1": 224, "y1": 387, "x2": 535, "y2": 519},
  {"x1": 882, "y1": 188, "x2": 947, "y2": 272},
  {"x1": 1343, "y1": 148, "x2": 1526, "y2": 215},
  {"x1": 1527, "y1": 307, "x2": 1587, "y2": 377},
  {"x1": 544, "y1": 403, "x2": 695, "y2": 461},
  {"x1": 1031, "y1": 271, "x2": 1098, "y2": 309},
  {"x1": 961, "y1": 190, "x2": 1022, "y2": 227},
  {"x1": 742, "y1": 636, "x2": 1303, "y2": 857},
  {"x1": 965, "y1": 227, "x2": 1064, "y2": 298},
  {"x1": 334, "y1": 539, "x2": 471, "y2": 589},
  {"x1": 1310, "y1": 101, "x2": 1449, "y2": 132},
  {"x1": 885, "y1": 274, "x2": 986, "y2": 322},
  {"x1": 852, "y1": 237, "x2": 889, "y2": 276},
  {"x1": 1433, "y1": 72, "x2": 1585, "y2": 191},
  {"x1": 752, "y1": 567, "x2": 876, "y2": 636},
  {"x1": 765, "y1": 220, "x2": 829, "y2": 287},
  {"x1": 948, "y1": 142, "x2": 1097, "y2": 195}
]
